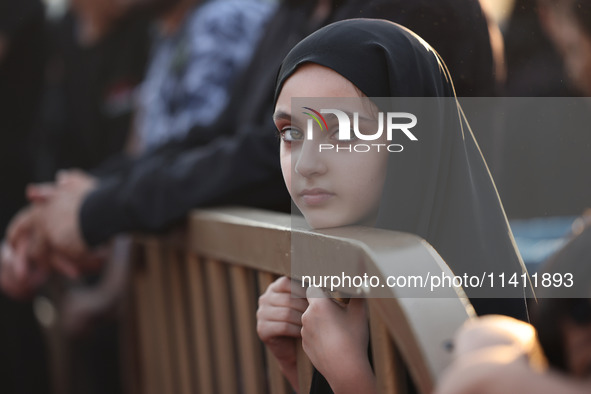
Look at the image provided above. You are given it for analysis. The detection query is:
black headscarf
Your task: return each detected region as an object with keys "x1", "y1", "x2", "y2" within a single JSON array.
[{"x1": 274, "y1": 19, "x2": 531, "y2": 319}]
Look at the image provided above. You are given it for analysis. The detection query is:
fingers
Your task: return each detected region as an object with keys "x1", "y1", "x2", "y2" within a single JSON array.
[
  {"x1": 257, "y1": 321, "x2": 303, "y2": 340},
  {"x1": 258, "y1": 303, "x2": 304, "y2": 326},
  {"x1": 13, "y1": 237, "x2": 30, "y2": 281},
  {"x1": 0, "y1": 241, "x2": 19, "y2": 297},
  {"x1": 6, "y1": 206, "x2": 36, "y2": 247},
  {"x1": 55, "y1": 169, "x2": 96, "y2": 191},
  {"x1": 271, "y1": 275, "x2": 307, "y2": 298},
  {"x1": 50, "y1": 252, "x2": 81, "y2": 279},
  {"x1": 306, "y1": 285, "x2": 323, "y2": 298},
  {"x1": 26, "y1": 183, "x2": 56, "y2": 203},
  {"x1": 261, "y1": 277, "x2": 308, "y2": 313},
  {"x1": 453, "y1": 315, "x2": 536, "y2": 357},
  {"x1": 257, "y1": 276, "x2": 309, "y2": 342},
  {"x1": 0, "y1": 239, "x2": 44, "y2": 300},
  {"x1": 56, "y1": 168, "x2": 85, "y2": 184}
]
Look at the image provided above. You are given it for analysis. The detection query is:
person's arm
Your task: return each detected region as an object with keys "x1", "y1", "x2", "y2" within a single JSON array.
[
  {"x1": 79, "y1": 121, "x2": 288, "y2": 246},
  {"x1": 437, "y1": 346, "x2": 591, "y2": 394},
  {"x1": 436, "y1": 315, "x2": 591, "y2": 394},
  {"x1": 302, "y1": 288, "x2": 377, "y2": 394}
]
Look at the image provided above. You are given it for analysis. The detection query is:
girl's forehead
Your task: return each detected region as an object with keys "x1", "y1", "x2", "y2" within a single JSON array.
[
  {"x1": 278, "y1": 63, "x2": 363, "y2": 99},
  {"x1": 274, "y1": 97, "x2": 378, "y2": 125}
]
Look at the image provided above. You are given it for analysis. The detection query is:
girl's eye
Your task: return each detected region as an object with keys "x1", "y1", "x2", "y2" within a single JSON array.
[{"x1": 281, "y1": 128, "x2": 304, "y2": 142}]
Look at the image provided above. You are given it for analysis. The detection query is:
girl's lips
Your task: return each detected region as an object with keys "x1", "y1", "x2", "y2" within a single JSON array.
[{"x1": 299, "y1": 189, "x2": 335, "y2": 205}]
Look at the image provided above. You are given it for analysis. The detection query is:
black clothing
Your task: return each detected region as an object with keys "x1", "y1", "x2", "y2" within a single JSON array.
[
  {"x1": 278, "y1": 18, "x2": 530, "y2": 314},
  {"x1": 492, "y1": 0, "x2": 591, "y2": 219},
  {"x1": 80, "y1": 0, "x2": 496, "y2": 245},
  {"x1": 0, "y1": 2, "x2": 51, "y2": 394},
  {"x1": 0, "y1": 0, "x2": 44, "y2": 230},
  {"x1": 80, "y1": 0, "x2": 319, "y2": 244},
  {"x1": 36, "y1": 12, "x2": 150, "y2": 180}
]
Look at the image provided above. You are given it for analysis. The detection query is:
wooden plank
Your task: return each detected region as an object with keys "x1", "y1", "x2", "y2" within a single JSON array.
[
  {"x1": 370, "y1": 298, "x2": 468, "y2": 394},
  {"x1": 119, "y1": 291, "x2": 141, "y2": 394},
  {"x1": 133, "y1": 248, "x2": 160, "y2": 394},
  {"x1": 186, "y1": 255, "x2": 215, "y2": 393},
  {"x1": 229, "y1": 266, "x2": 267, "y2": 394},
  {"x1": 167, "y1": 248, "x2": 193, "y2": 394},
  {"x1": 117, "y1": 240, "x2": 140, "y2": 394},
  {"x1": 369, "y1": 303, "x2": 405, "y2": 394},
  {"x1": 205, "y1": 258, "x2": 238, "y2": 394},
  {"x1": 126, "y1": 209, "x2": 473, "y2": 394},
  {"x1": 257, "y1": 272, "x2": 292, "y2": 394},
  {"x1": 145, "y1": 240, "x2": 176, "y2": 394},
  {"x1": 35, "y1": 287, "x2": 69, "y2": 394}
]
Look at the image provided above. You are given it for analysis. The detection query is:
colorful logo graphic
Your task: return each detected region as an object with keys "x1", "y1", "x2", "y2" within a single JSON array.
[{"x1": 302, "y1": 107, "x2": 328, "y2": 132}]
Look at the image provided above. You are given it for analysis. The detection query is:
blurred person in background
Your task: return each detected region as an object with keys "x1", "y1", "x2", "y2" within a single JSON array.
[
  {"x1": 27, "y1": 0, "x2": 273, "y2": 392},
  {"x1": 35, "y1": 0, "x2": 151, "y2": 180},
  {"x1": 503, "y1": 0, "x2": 575, "y2": 97},
  {"x1": 0, "y1": 2, "x2": 50, "y2": 394},
  {"x1": 537, "y1": 0, "x2": 591, "y2": 96},
  {"x1": 488, "y1": 0, "x2": 591, "y2": 273},
  {"x1": 1, "y1": 0, "x2": 502, "y2": 324},
  {"x1": 127, "y1": 0, "x2": 276, "y2": 155}
]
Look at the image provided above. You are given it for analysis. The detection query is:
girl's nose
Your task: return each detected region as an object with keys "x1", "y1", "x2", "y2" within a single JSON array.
[{"x1": 294, "y1": 140, "x2": 327, "y2": 178}]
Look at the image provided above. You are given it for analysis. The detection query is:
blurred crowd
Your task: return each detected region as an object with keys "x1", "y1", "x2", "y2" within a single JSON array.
[{"x1": 0, "y1": 0, "x2": 590, "y2": 393}]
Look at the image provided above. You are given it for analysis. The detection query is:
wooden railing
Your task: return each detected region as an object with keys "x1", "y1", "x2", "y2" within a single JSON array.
[{"x1": 122, "y1": 208, "x2": 473, "y2": 394}]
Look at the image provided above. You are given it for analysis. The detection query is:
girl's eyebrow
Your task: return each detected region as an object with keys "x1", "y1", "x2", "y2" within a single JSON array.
[{"x1": 273, "y1": 110, "x2": 291, "y2": 122}]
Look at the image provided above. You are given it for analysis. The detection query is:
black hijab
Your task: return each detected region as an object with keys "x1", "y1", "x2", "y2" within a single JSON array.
[{"x1": 274, "y1": 19, "x2": 531, "y2": 318}]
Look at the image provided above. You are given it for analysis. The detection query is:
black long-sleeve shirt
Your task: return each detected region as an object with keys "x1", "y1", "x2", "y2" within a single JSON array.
[{"x1": 80, "y1": 0, "x2": 496, "y2": 246}]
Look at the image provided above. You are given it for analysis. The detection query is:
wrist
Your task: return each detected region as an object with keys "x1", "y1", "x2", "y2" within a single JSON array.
[
  {"x1": 325, "y1": 358, "x2": 376, "y2": 394},
  {"x1": 277, "y1": 358, "x2": 299, "y2": 392}
]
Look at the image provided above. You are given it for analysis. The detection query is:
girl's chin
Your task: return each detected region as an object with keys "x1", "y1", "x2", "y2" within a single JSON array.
[
  {"x1": 303, "y1": 213, "x2": 349, "y2": 230},
  {"x1": 302, "y1": 211, "x2": 378, "y2": 229}
]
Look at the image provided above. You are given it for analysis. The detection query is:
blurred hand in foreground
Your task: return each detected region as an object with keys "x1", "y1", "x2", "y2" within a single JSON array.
[{"x1": 436, "y1": 315, "x2": 591, "y2": 394}]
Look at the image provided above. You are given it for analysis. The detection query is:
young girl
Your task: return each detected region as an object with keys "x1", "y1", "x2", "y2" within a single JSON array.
[{"x1": 257, "y1": 19, "x2": 532, "y2": 393}]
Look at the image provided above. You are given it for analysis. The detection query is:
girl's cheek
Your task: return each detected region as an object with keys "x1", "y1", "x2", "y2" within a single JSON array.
[{"x1": 280, "y1": 147, "x2": 293, "y2": 193}]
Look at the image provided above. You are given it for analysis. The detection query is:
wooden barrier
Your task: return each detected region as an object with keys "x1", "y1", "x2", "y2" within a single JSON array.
[{"x1": 124, "y1": 208, "x2": 473, "y2": 394}]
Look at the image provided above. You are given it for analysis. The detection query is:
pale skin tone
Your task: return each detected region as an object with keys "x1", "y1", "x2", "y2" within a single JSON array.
[
  {"x1": 1, "y1": 170, "x2": 102, "y2": 298},
  {"x1": 258, "y1": 64, "x2": 389, "y2": 393},
  {"x1": 436, "y1": 315, "x2": 591, "y2": 394}
]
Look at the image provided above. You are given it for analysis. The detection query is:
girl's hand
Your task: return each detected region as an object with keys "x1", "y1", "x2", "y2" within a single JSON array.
[
  {"x1": 257, "y1": 276, "x2": 308, "y2": 391},
  {"x1": 302, "y1": 287, "x2": 376, "y2": 394}
]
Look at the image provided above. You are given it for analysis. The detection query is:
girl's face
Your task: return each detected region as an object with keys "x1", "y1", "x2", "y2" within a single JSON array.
[{"x1": 274, "y1": 64, "x2": 389, "y2": 229}]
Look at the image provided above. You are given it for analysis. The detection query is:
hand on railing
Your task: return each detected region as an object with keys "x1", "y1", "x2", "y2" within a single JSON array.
[
  {"x1": 0, "y1": 238, "x2": 49, "y2": 300},
  {"x1": 434, "y1": 316, "x2": 588, "y2": 394},
  {"x1": 302, "y1": 288, "x2": 377, "y2": 394},
  {"x1": 257, "y1": 276, "x2": 308, "y2": 392}
]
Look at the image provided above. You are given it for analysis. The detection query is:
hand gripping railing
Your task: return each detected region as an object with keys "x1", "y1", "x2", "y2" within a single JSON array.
[{"x1": 124, "y1": 207, "x2": 473, "y2": 394}]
